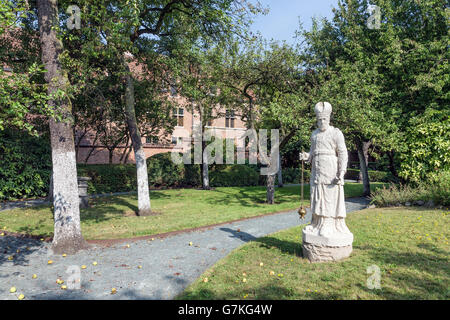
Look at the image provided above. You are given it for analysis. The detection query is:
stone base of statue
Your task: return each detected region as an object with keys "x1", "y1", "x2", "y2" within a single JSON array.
[{"x1": 302, "y1": 226, "x2": 353, "y2": 263}]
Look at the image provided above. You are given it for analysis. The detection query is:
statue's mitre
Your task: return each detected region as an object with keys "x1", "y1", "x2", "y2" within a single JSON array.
[{"x1": 314, "y1": 102, "x2": 332, "y2": 117}]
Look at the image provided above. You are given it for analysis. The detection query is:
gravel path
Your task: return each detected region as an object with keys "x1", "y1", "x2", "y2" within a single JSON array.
[{"x1": 0, "y1": 197, "x2": 369, "y2": 300}]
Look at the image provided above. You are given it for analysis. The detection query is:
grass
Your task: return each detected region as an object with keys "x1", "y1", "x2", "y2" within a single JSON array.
[
  {"x1": 0, "y1": 183, "x2": 385, "y2": 240},
  {"x1": 177, "y1": 207, "x2": 449, "y2": 300}
]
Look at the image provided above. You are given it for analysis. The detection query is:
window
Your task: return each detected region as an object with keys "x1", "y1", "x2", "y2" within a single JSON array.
[
  {"x1": 225, "y1": 109, "x2": 235, "y2": 128},
  {"x1": 171, "y1": 136, "x2": 183, "y2": 145},
  {"x1": 173, "y1": 108, "x2": 184, "y2": 127},
  {"x1": 170, "y1": 85, "x2": 178, "y2": 97},
  {"x1": 146, "y1": 136, "x2": 159, "y2": 144}
]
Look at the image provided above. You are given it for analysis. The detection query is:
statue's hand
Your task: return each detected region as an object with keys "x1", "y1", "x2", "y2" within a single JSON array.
[
  {"x1": 334, "y1": 172, "x2": 345, "y2": 185},
  {"x1": 299, "y1": 152, "x2": 309, "y2": 161}
]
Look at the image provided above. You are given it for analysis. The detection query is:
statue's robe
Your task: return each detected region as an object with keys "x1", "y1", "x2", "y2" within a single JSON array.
[{"x1": 307, "y1": 126, "x2": 348, "y2": 218}]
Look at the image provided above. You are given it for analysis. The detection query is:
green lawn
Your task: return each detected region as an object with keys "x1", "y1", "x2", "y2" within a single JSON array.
[
  {"x1": 0, "y1": 183, "x2": 385, "y2": 240},
  {"x1": 178, "y1": 207, "x2": 449, "y2": 300}
]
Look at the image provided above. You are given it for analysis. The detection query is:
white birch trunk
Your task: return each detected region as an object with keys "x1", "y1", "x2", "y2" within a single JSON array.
[
  {"x1": 37, "y1": 0, "x2": 86, "y2": 254},
  {"x1": 277, "y1": 153, "x2": 283, "y2": 187},
  {"x1": 123, "y1": 55, "x2": 152, "y2": 215}
]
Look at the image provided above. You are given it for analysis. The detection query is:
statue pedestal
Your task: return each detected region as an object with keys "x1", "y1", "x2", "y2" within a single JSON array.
[{"x1": 302, "y1": 229, "x2": 353, "y2": 262}]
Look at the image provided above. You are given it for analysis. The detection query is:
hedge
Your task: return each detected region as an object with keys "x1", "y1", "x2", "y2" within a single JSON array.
[
  {"x1": 0, "y1": 138, "x2": 395, "y2": 201},
  {"x1": 371, "y1": 170, "x2": 449, "y2": 207},
  {"x1": 0, "y1": 129, "x2": 52, "y2": 201},
  {"x1": 76, "y1": 164, "x2": 394, "y2": 194},
  {"x1": 210, "y1": 164, "x2": 259, "y2": 187},
  {"x1": 78, "y1": 153, "x2": 262, "y2": 193},
  {"x1": 344, "y1": 168, "x2": 396, "y2": 182},
  {"x1": 77, "y1": 164, "x2": 136, "y2": 194}
]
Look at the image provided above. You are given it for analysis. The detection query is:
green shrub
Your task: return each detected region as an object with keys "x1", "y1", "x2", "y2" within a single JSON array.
[
  {"x1": 345, "y1": 168, "x2": 395, "y2": 182},
  {"x1": 210, "y1": 164, "x2": 259, "y2": 187},
  {"x1": 368, "y1": 170, "x2": 397, "y2": 183},
  {"x1": 371, "y1": 170, "x2": 449, "y2": 207},
  {"x1": 399, "y1": 109, "x2": 450, "y2": 184},
  {"x1": 370, "y1": 184, "x2": 427, "y2": 207},
  {"x1": 183, "y1": 164, "x2": 201, "y2": 187},
  {"x1": 0, "y1": 129, "x2": 52, "y2": 201},
  {"x1": 147, "y1": 152, "x2": 185, "y2": 187},
  {"x1": 254, "y1": 167, "x2": 310, "y2": 186},
  {"x1": 428, "y1": 170, "x2": 450, "y2": 206},
  {"x1": 345, "y1": 168, "x2": 360, "y2": 180},
  {"x1": 78, "y1": 164, "x2": 136, "y2": 194}
]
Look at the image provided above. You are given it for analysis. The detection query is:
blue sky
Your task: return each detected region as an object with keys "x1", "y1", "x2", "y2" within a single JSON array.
[{"x1": 249, "y1": 0, "x2": 338, "y2": 44}]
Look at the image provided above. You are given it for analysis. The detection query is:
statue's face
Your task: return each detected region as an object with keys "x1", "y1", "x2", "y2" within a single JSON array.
[{"x1": 317, "y1": 116, "x2": 330, "y2": 132}]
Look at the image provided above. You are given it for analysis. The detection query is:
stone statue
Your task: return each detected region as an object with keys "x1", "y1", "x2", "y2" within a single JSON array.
[{"x1": 299, "y1": 102, "x2": 353, "y2": 262}]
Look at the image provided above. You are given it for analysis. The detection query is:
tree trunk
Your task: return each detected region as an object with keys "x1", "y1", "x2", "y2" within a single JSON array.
[
  {"x1": 84, "y1": 131, "x2": 99, "y2": 164},
  {"x1": 123, "y1": 56, "x2": 151, "y2": 216},
  {"x1": 108, "y1": 148, "x2": 113, "y2": 164},
  {"x1": 119, "y1": 134, "x2": 130, "y2": 163},
  {"x1": 358, "y1": 141, "x2": 370, "y2": 182},
  {"x1": 387, "y1": 150, "x2": 399, "y2": 178},
  {"x1": 74, "y1": 128, "x2": 87, "y2": 162},
  {"x1": 202, "y1": 140, "x2": 210, "y2": 190},
  {"x1": 357, "y1": 140, "x2": 371, "y2": 197},
  {"x1": 266, "y1": 174, "x2": 276, "y2": 204},
  {"x1": 37, "y1": 0, "x2": 87, "y2": 254},
  {"x1": 124, "y1": 145, "x2": 133, "y2": 164},
  {"x1": 46, "y1": 168, "x2": 53, "y2": 202},
  {"x1": 277, "y1": 153, "x2": 283, "y2": 187}
]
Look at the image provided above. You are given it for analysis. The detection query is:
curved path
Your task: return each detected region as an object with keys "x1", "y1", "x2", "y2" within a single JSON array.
[{"x1": 0, "y1": 197, "x2": 369, "y2": 300}]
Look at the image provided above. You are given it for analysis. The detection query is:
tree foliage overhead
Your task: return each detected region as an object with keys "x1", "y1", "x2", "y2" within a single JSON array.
[{"x1": 296, "y1": 0, "x2": 449, "y2": 183}]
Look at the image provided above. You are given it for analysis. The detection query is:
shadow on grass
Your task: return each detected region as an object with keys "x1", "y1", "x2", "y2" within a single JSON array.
[
  {"x1": 254, "y1": 236, "x2": 303, "y2": 258},
  {"x1": 80, "y1": 191, "x2": 172, "y2": 223},
  {"x1": 219, "y1": 227, "x2": 303, "y2": 258},
  {"x1": 358, "y1": 242, "x2": 449, "y2": 299},
  {"x1": 206, "y1": 186, "x2": 306, "y2": 208},
  {"x1": 181, "y1": 283, "x2": 297, "y2": 300}
]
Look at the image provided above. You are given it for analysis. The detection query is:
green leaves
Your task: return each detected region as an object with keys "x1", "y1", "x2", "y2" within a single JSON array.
[
  {"x1": 398, "y1": 109, "x2": 450, "y2": 184},
  {"x1": 0, "y1": 129, "x2": 52, "y2": 201},
  {"x1": 295, "y1": 0, "x2": 449, "y2": 182}
]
